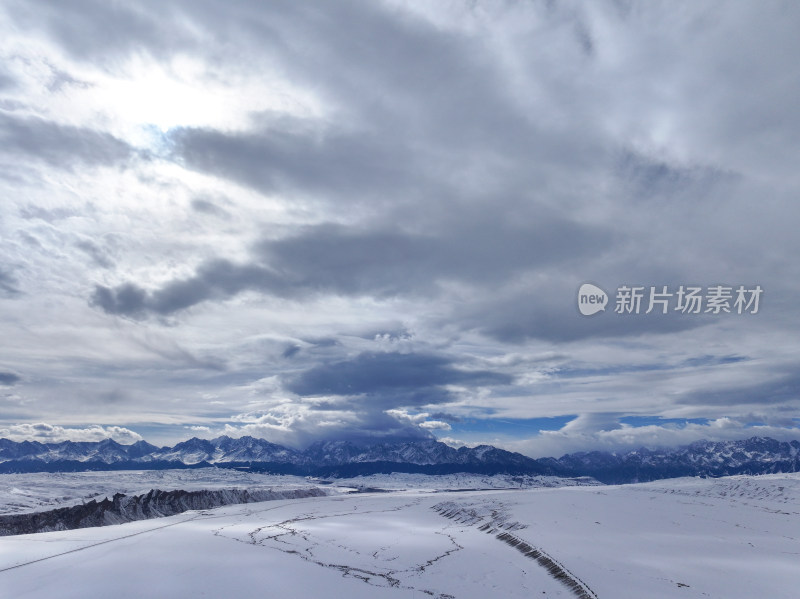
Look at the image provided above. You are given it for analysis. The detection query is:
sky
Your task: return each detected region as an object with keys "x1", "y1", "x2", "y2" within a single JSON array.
[{"x1": 1, "y1": 0, "x2": 799, "y2": 457}]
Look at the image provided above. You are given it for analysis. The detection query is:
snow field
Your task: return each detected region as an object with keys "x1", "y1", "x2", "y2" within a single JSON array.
[{"x1": 0, "y1": 473, "x2": 798, "y2": 598}]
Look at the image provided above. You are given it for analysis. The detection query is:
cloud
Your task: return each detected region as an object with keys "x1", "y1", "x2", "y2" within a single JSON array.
[
  {"x1": 162, "y1": 1, "x2": 549, "y2": 203},
  {"x1": 89, "y1": 260, "x2": 280, "y2": 317},
  {"x1": 0, "y1": 112, "x2": 132, "y2": 169},
  {"x1": 467, "y1": 283, "x2": 715, "y2": 344},
  {"x1": 90, "y1": 282, "x2": 149, "y2": 317},
  {"x1": 226, "y1": 402, "x2": 435, "y2": 449},
  {"x1": 5, "y1": 0, "x2": 197, "y2": 63},
  {"x1": 0, "y1": 268, "x2": 20, "y2": 297},
  {"x1": 1, "y1": 0, "x2": 799, "y2": 450},
  {"x1": 436, "y1": 436, "x2": 475, "y2": 449},
  {"x1": 677, "y1": 370, "x2": 800, "y2": 407},
  {"x1": 75, "y1": 239, "x2": 115, "y2": 268},
  {"x1": 282, "y1": 344, "x2": 301, "y2": 359},
  {"x1": 90, "y1": 214, "x2": 611, "y2": 317},
  {"x1": 615, "y1": 149, "x2": 735, "y2": 201},
  {"x1": 0, "y1": 371, "x2": 21, "y2": 385},
  {"x1": 418, "y1": 420, "x2": 451, "y2": 431},
  {"x1": 0, "y1": 423, "x2": 143, "y2": 444},
  {"x1": 186, "y1": 425, "x2": 211, "y2": 434},
  {"x1": 190, "y1": 198, "x2": 230, "y2": 219},
  {"x1": 497, "y1": 414, "x2": 800, "y2": 459},
  {"x1": 0, "y1": 69, "x2": 15, "y2": 91},
  {"x1": 386, "y1": 408, "x2": 452, "y2": 431},
  {"x1": 170, "y1": 122, "x2": 412, "y2": 202},
  {"x1": 285, "y1": 351, "x2": 511, "y2": 407}
]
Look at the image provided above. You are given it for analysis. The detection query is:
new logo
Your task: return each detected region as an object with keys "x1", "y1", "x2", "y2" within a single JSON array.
[{"x1": 577, "y1": 283, "x2": 608, "y2": 316}]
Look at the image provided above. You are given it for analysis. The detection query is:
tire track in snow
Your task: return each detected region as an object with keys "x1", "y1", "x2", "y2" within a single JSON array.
[
  {"x1": 0, "y1": 514, "x2": 200, "y2": 574},
  {"x1": 433, "y1": 502, "x2": 598, "y2": 599},
  {"x1": 0, "y1": 497, "x2": 310, "y2": 574},
  {"x1": 216, "y1": 497, "x2": 461, "y2": 598}
]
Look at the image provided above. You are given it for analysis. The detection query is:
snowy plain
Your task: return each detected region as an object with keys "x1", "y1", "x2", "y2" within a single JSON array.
[
  {"x1": 0, "y1": 469, "x2": 593, "y2": 515},
  {"x1": 0, "y1": 469, "x2": 326, "y2": 515},
  {"x1": 1, "y1": 472, "x2": 799, "y2": 598}
]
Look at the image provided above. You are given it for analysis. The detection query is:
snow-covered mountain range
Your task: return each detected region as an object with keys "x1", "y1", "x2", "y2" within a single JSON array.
[
  {"x1": 544, "y1": 436, "x2": 800, "y2": 483},
  {"x1": 0, "y1": 436, "x2": 551, "y2": 477},
  {"x1": 1, "y1": 435, "x2": 799, "y2": 482}
]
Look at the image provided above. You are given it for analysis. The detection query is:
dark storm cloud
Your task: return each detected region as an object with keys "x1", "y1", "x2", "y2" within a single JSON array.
[
  {"x1": 552, "y1": 354, "x2": 748, "y2": 380},
  {"x1": 142, "y1": 261, "x2": 281, "y2": 314},
  {"x1": 678, "y1": 370, "x2": 800, "y2": 407},
  {"x1": 90, "y1": 215, "x2": 611, "y2": 317},
  {"x1": 297, "y1": 409, "x2": 434, "y2": 446},
  {"x1": 285, "y1": 351, "x2": 512, "y2": 402},
  {"x1": 280, "y1": 338, "x2": 341, "y2": 359},
  {"x1": 65, "y1": 0, "x2": 631, "y2": 339},
  {"x1": 262, "y1": 217, "x2": 610, "y2": 291},
  {"x1": 482, "y1": 307, "x2": 711, "y2": 344},
  {"x1": 90, "y1": 283, "x2": 148, "y2": 317},
  {"x1": 0, "y1": 371, "x2": 21, "y2": 385},
  {"x1": 167, "y1": 72, "x2": 593, "y2": 212},
  {"x1": 90, "y1": 260, "x2": 282, "y2": 317},
  {"x1": 281, "y1": 344, "x2": 301, "y2": 359},
  {"x1": 680, "y1": 355, "x2": 748, "y2": 368},
  {"x1": 467, "y1": 284, "x2": 712, "y2": 344},
  {"x1": 615, "y1": 150, "x2": 736, "y2": 200},
  {"x1": 190, "y1": 198, "x2": 230, "y2": 219},
  {"x1": 161, "y1": 0, "x2": 605, "y2": 207},
  {"x1": 5, "y1": 0, "x2": 196, "y2": 63},
  {"x1": 0, "y1": 113, "x2": 132, "y2": 169},
  {"x1": 0, "y1": 69, "x2": 15, "y2": 91},
  {"x1": 170, "y1": 123, "x2": 415, "y2": 202},
  {"x1": 312, "y1": 390, "x2": 455, "y2": 411},
  {"x1": 0, "y1": 268, "x2": 20, "y2": 297},
  {"x1": 428, "y1": 412, "x2": 462, "y2": 423},
  {"x1": 304, "y1": 337, "x2": 339, "y2": 348}
]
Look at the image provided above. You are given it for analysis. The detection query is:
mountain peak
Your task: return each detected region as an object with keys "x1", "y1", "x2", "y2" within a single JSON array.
[{"x1": 2, "y1": 435, "x2": 800, "y2": 483}]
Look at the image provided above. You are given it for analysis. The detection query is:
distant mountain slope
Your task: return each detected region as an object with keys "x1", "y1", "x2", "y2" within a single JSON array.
[
  {"x1": 145, "y1": 436, "x2": 301, "y2": 465},
  {"x1": 1, "y1": 435, "x2": 799, "y2": 482},
  {"x1": 0, "y1": 435, "x2": 551, "y2": 476},
  {"x1": 0, "y1": 438, "x2": 159, "y2": 464},
  {"x1": 545, "y1": 437, "x2": 800, "y2": 484}
]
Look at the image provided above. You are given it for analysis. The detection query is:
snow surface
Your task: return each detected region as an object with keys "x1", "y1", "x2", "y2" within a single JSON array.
[
  {"x1": 318, "y1": 472, "x2": 601, "y2": 492},
  {"x1": 1, "y1": 473, "x2": 799, "y2": 598},
  {"x1": 0, "y1": 469, "x2": 326, "y2": 515},
  {"x1": 0, "y1": 469, "x2": 595, "y2": 515}
]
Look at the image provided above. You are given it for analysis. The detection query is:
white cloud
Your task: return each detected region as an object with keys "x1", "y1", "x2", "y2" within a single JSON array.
[
  {"x1": 502, "y1": 417, "x2": 800, "y2": 459},
  {"x1": 0, "y1": 423, "x2": 143, "y2": 444},
  {"x1": 386, "y1": 409, "x2": 451, "y2": 431},
  {"x1": 419, "y1": 420, "x2": 451, "y2": 431},
  {"x1": 186, "y1": 425, "x2": 211, "y2": 433},
  {"x1": 437, "y1": 436, "x2": 479, "y2": 449}
]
